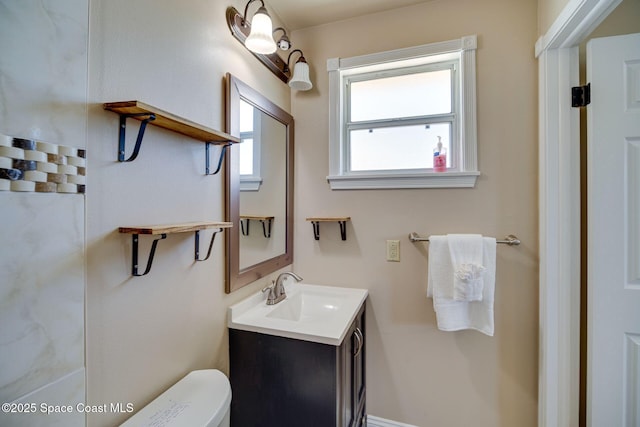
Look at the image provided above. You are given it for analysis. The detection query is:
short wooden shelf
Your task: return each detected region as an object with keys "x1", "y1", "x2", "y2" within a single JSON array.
[
  {"x1": 306, "y1": 217, "x2": 351, "y2": 241},
  {"x1": 119, "y1": 221, "x2": 232, "y2": 235},
  {"x1": 118, "y1": 221, "x2": 233, "y2": 276},
  {"x1": 104, "y1": 100, "x2": 240, "y2": 173},
  {"x1": 240, "y1": 215, "x2": 274, "y2": 238}
]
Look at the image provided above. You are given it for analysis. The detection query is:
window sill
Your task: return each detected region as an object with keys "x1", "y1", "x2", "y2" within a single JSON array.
[
  {"x1": 240, "y1": 176, "x2": 262, "y2": 191},
  {"x1": 327, "y1": 171, "x2": 480, "y2": 190}
]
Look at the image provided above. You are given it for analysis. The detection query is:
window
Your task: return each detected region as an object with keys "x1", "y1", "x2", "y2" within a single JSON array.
[
  {"x1": 327, "y1": 35, "x2": 479, "y2": 189},
  {"x1": 239, "y1": 99, "x2": 262, "y2": 191}
]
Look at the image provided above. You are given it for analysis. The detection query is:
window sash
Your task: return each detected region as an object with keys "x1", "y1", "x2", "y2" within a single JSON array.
[
  {"x1": 345, "y1": 120, "x2": 454, "y2": 174},
  {"x1": 345, "y1": 61, "x2": 457, "y2": 124},
  {"x1": 342, "y1": 61, "x2": 458, "y2": 174}
]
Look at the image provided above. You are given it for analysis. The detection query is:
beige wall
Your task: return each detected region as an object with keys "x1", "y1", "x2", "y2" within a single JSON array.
[
  {"x1": 538, "y1": 0, "x2": 571, "y2": 36},
  {"x1": 86, "y1": 1, "x2": 290, "y2": 425},
  {"x1": 290, "y1": 0, "x2": 539, "y2": 425}
]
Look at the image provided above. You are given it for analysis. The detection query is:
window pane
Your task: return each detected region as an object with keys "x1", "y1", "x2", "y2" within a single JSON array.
[
  {"x1": 239, "y1": 100, "x2": 254, "y2": 133},
  {"x1": 349, "y1": 123, "x2": 451, "y2": 171},
  {"x1": 240, "y1": 138, "x2": 254, "y2": 175},
  {"x1": 350, "y1": 69, "x2": 451, "y2": 122}
]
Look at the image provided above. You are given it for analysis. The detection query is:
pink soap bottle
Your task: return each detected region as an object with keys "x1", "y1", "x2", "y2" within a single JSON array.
[{"x1": 433, "y1": 136, "x2": 447, "y2": 172}]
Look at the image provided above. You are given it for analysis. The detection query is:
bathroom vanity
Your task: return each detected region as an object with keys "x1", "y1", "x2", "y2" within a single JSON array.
[{"x1": 227, "y1": 283, "x2": 368, "y2": 427}]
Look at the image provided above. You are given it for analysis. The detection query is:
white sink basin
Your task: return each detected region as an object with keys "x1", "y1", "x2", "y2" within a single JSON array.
[
  {"x1": 228, "y1": 282, "x2": 368, "y2": 345},
  {"x1": 266, "y1": 289, "x2": 343, "y2": 321}
]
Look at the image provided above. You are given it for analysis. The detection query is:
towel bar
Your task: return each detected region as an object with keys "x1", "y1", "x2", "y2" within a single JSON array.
[{"x1": 408, "y1": 232, "x2": 521, "y2": 246}]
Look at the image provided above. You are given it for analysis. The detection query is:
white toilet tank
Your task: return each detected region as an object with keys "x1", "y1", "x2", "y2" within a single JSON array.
[{"x1": 120, "y1": 369, "x2": 231, "y2": 427}]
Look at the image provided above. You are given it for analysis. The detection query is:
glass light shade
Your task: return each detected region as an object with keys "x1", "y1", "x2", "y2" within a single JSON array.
[
  {"x1": 245, "y1": 7, "x2": 277, "y2": 54},
  {"x1": 288, "y1": 61, "x2": 312, "y2": 91}
]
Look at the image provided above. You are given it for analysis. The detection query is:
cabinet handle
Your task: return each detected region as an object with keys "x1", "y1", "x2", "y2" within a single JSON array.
[{"x1": 353, "y1": 327, "x2": 363, "y2": 357}]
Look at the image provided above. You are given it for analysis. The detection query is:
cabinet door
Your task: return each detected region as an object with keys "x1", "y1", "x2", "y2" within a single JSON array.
[
  {"x1": 344, "y1": 307, "x2": 366, "y2": 427},
  {"x1": 229, "y1": 330, "x2": 338, "y2": 427},
  {"x1": 341, "y1": 321, "x2": 355, "y2": 427},
  {"x1": 350, "y1": 307, "x2": 366, "y2": 427}
]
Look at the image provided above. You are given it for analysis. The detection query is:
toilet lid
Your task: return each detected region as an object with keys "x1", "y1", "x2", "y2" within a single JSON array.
[{"x1": 119, "y1": 369, "x2": 231, "y2": 427}]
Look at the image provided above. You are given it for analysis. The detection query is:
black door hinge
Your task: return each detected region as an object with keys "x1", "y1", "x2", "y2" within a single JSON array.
[{"x1": 572, "y1": 83, "x2": 591, "y2": 107}]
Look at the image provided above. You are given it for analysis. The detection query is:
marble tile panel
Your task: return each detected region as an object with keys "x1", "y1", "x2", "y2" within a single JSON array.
[
  {"x1": 0, "y1": 0, "x2": 89, "y2": 145},
  {"x1": 0, "y1": 192, "x2": 84, "y2": 402},
  {"x1": 0, "y1": 369, "x2": 85, "y2": 427}
]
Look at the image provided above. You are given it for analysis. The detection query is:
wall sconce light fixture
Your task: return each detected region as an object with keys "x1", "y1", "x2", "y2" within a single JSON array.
[
  {"x1": 285, "y1": 49, "x2": 312, "y2": 91},
  {"x1": 227, "y1": 2, "x2": 312, "y2": 91},
  {"x1": 242, "y1": 0, "x2": 276, "y2": 54}
]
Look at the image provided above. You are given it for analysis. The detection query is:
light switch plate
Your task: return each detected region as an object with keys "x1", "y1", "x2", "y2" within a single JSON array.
[{"x1": 386, "y1": 240, "x2": 400, "y2": 262}]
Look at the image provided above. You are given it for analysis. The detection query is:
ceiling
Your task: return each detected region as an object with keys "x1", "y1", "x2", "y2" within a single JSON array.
[{"x1": 265, "y1": 0, "x2": 434, "y2": 30}]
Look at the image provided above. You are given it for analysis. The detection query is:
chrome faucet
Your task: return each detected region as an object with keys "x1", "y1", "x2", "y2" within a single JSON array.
[{"x1": 262, "y1": 272, "x2": 303, "y2": 305}]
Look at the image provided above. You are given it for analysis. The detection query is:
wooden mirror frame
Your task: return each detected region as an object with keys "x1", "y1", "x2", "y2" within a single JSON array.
[{"x1": 225, "y1": 73, "x2": 294, "y2": 293}]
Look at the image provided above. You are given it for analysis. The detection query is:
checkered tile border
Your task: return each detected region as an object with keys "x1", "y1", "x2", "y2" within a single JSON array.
[{"x1": 0, "y1": 134, "x2": 85, "y2": 194}]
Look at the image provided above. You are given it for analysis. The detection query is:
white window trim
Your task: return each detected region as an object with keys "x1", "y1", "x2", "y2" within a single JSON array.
[{"x1": 327, "y1": 35, "x2": 479, "y2": 190}]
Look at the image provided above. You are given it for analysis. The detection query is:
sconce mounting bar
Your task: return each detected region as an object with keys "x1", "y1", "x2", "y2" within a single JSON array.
[{"x1": 226, "y1": 7, "x2": 290, "y2": 83}]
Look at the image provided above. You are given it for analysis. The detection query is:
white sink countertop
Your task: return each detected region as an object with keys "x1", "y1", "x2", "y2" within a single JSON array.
[{"x1": 228, "y1": 282, "x2": 368, "y2": 345}]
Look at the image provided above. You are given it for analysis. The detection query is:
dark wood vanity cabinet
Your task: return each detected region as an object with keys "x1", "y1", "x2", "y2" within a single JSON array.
[{"x1": 229, "y1": 305, "x2": 366, "y2": 427}]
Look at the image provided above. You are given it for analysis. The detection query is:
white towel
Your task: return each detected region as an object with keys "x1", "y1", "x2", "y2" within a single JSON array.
[
  {"x1": 448, "y1": 234, "x2": 485, "y2": 302},
  {"x1": 427, "y1": 235, "x2": 497, "y2": 336}
]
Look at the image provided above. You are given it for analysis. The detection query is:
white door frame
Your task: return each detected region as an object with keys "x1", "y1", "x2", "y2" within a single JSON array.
[{"x1": 536, "y1": 0, "x2": 621, "y2": 426}]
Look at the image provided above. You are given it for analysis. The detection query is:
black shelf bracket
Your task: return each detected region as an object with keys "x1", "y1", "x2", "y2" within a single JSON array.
[
  {"x1": 118, "y1": 113, "x2": 156, "y2": 162},
  {"x1": 311, "y1": 221, "x2": 320, "y2": 240},
  {"x1": 310, "y1": 220, "x2": 348, "y2": 241},
  {"x1": 240, "y1": 218, "x2": 272, "y2": 238},
  {"x1": 131, "y1": 233, "x2": 167, "y2": 276},
  {"x1": 194, "y1": 228, "x2": 224, "y2": 261},
  {"x1": 339, "y1": 221, "x2": 347, "y2": 241},
  {"x1": 205, "y1": 142, "x2": 232, "y2": 175},
  {"x1": 261, "y1": 219, "x2": 272, "y2": 238}
]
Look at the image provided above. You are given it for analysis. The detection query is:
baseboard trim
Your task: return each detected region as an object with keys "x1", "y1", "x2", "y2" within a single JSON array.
[{"x1": 367, "y1": 415, "x2": 418, "y2": 427}]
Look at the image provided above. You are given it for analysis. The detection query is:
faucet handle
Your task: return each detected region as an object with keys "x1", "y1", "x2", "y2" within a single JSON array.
[
  {"x1": 261, "y1": 281, "x2": 275, "y2": 293},
  {"x1": 262, "y1": 280, "x2": 277, "y2": 304}
]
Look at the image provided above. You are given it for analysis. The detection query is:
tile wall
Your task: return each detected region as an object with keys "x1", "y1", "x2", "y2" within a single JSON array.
[{"x1": 0, "y1": 0, "x2": 89, "y2": 426}]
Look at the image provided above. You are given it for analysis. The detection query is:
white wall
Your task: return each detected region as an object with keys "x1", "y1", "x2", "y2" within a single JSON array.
[{"x1": 290, "y1": 0, "x2": 539, "y2": 425}]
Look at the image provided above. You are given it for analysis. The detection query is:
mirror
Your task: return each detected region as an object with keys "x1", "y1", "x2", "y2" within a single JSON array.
[{"x1": 225, "y1": 73, "x2": 294, "y2": 292}]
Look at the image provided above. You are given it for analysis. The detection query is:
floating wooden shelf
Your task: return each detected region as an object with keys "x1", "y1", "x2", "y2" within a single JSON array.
[
  {"x1": 240, "y1": 215, "x2": 274, "y2": 238},
  {"x1": 104, "y1": 100, "x2": 240, "y2": 173},
  {"x1": 306, "y1": 217, "x2": 351, "y2": 241},
  {"x1": 306, "y1": 217, "x2": 351, "y2": 222},
  {"x1": 104, "y1": 101, "x2": 239, "y2": 144},
  {"x1": 239, "y1": 215, "x2": 275, "y2": 221},
  {"x1": 118, "y1": 221, "x2": 233, "y2": 276},
  {"x1": 119, "y1": 221, "x2": 232, "y2": 235}
]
